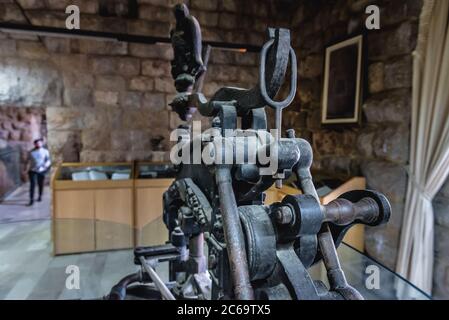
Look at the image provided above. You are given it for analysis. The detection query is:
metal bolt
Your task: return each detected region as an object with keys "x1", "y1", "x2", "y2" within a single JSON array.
[
  {"x1": 208, "y1": 254, "x2": 218, "y2": 269},
  {"x1": 212, "y1": 117, "x2": 221, "y2": 128},
  {"x1": 173, "y1": 227, "x2": 183, "y2": 235},
  {"x1": 180, "y1": 206, "x2": 193, "y2": 218},
  {"x1": 276, "y1": 206, "x2": 294, "y2": 225},
  {"x1": 286, "y1": 129, "x2": 296, "y2": 139}
]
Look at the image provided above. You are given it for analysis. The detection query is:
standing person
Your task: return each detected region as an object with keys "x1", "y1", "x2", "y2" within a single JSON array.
[{"x1": 27, "y1": 138, "x2": 51, "y2": 206}]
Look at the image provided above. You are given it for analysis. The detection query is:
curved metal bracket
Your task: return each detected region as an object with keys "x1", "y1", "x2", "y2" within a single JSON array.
[
  {"x1": 259, "y1": 39, "x2": 297, "y2": 110},
  {"x1": 204, "y1": 28, "x2": 297, "y2": 115}
]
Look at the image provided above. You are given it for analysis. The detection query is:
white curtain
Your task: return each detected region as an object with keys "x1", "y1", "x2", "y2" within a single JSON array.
[{"x1": 396, "y1": 0, "x2": 449, "y2": 296}]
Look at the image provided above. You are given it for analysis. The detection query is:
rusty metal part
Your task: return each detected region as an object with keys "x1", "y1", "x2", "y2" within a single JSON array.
[
  {"x1": 169, "y1": 3, "x2": 205, "y2": 120},
  {"x1": 139, "y1": 257, "x2": 176, "y2": 300},
  {"x1": 170, "y1": 3, "x2": 204, "y2": 86},
  {"x1": 259, "y1": 36, "x2": 297, "y2": 111},
  {"x1": 288, "y1": 137, "x2": 365, "y2": 300},
  {"x1": 259, "y1": 32, "x2": 297, "y2": 190},
  {"x1": 215, "y1": 166, "x2": 254, "y2": 300},
  {"x1": 317, "y1": 228, "x2": 364, "y2": 300},
  {"x1": 324, "y1": 197, "x2": 379, "y2": 226},
  {"x1": 276, "y1": 206, "x2": 294, "y2": 225},
  {"x1": 315, "y1": 190, "x2": 391, "y2": 264},
  {"x1": 188, "y1": 233, "x2": 207, "y2": 274},
  {"x1": 190, "y1": 28, "x2": 294, "y2": 117},
  {"x1": 107, "y1": 3, "x2": 393, "y2": 301},
  {"x1": 239, "y1": 206, "x2": 277, "y2": 281},
  {"x1": 194, "y1": 45, "x2": 212, "y2": 93},
  {"x1": 276, "y1": 246, "x2": 319, "y2": 300}
]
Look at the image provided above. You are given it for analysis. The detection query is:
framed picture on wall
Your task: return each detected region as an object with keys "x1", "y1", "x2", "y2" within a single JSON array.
[{"x1": 322, "y1": 35, "x2": 363, "y2": 124}]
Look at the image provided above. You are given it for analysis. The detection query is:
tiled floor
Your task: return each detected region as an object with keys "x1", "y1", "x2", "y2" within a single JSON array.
[
  {"x1": 0, "y1": 184, "x2": 169, "y2": 300},
  {"x1": 0, "y1": 220, "x2": 145, "y2": 300},
  {"x1": 0, "y1": 184, "x2": 51, "y2": 223}
]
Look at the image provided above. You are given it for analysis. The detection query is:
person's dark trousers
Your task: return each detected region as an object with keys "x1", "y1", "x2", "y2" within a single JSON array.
[{"x1": 28, "y1": 171, "x2": 45, "y2": 204}]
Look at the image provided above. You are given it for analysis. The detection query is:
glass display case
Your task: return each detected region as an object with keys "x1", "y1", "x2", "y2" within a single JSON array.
[
  {"x1": 135, "y1": 162, "x2": 176, "y2": 179},
  {"x1": 134, "y1": 162, "x2": 175, "y2": 247},
  {"x1": 57, "y1": 164, "x2": 133, "y2": 181},
  {"x1": 51, "y1": 162, "x2": 176, "y2": 255},
  {"x1": 310, "y1": 243, "x2": 431, "y2": 300},
  {"x1": 52, "y1": 163, "x2": 135, "y2": 255}
]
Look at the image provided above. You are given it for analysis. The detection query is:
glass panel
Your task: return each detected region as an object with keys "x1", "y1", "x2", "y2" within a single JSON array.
[
  {"x1": 0, "y1": 146, "x2": 21, "y2": 199},
  {"x1": 136, "y1": 163, "x2": 176, "y2": 179},
  {"x1": 58, "y1": 165, "x2": 132, "y2": 181},
  {"x1": 309, "y1": 243, "x2": 431, "y2": 300}
]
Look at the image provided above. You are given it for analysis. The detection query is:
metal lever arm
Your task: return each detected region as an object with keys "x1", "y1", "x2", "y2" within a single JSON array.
[
  {"x1": 324, "y1": 197, "x2": 380, "y2": 226},
  {"x1": 139, "y1": 257, "x2": 176, "y2": 300},
  {"x1": 216, "y1": 166, "x2": 254, "y2": 300}
]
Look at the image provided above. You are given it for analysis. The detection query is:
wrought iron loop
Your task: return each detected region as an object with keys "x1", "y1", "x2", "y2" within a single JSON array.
[{"x1": 259, "y1": 39, "x2": 298, "y2": 110}]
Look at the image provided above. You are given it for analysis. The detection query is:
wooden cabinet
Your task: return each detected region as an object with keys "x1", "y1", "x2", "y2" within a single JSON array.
[
  {"x1": 53, "y1": 190, "x2": 95, "y2": 254},
  {"x1": 52, "y1": 162, "x2": 366, "y2": 255},
  {"x1": 52, "y1": 163, "x2": 134, "y2": 255},
  {"x1": 95, "y1": 188, "x2": 134, "y2": 251},
  {"x1": 134, "y1": 179, "x2": 173, "y2": 247},
  {"x1": 52, "y1": 162, "x2": 174, "y2": 255},
  {"x1": 133, "y1": 163, "x2": 176, "y2": 247}
]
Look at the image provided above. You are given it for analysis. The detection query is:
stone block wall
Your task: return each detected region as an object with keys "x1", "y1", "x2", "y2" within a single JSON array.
[
  {"x1": 1, "y1": 0, "x2": 291, "y2": 164},
  {"x1": 0, "y1": 107, "x2": 46, "y2": 194},
  {"x1": 287, "y1": 0, "x2": 422, "y2": 270},
  {"x1": 433, "y1": 178, "x2": 449, "y2": 299}
]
